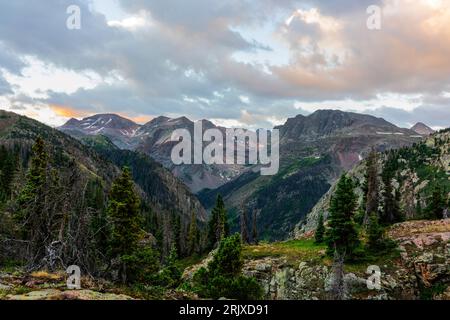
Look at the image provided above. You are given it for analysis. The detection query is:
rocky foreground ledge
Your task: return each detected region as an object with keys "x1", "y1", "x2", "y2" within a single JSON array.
[
  {"x1": 0, "y1": 271, "x2": 135, "y2": 300},
  {"x1": 244, "y1": 219, "x2": 450, "y2": 300},
  {"x1": 184, "y1": 219, "x2": 450, "y2": 300},
  {"x1": 2, "y1": 220, "x2": 449, "y2": 300}
]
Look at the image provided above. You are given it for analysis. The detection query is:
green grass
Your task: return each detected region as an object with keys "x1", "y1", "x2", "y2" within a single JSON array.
[
  {"x1": 0, "y1": 260, "x2": 25, "y2": 274},
  {"x1": 242, "y1": 239, "x2": 327, "y2": 265},
  {"x1": 243, "y1": 238, "x2": 402, "y2": 277},
  {"x1": 343, "y1": 246, "x2": 401, "y2": 274},
  {"x1": 277, "y1": 157, "x2": 322, "y2": 180}
]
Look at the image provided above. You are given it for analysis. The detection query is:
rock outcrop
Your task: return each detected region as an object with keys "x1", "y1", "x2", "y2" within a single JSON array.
[{"x1": 185, "y1": 220, "x2": 450, "y2": 300}]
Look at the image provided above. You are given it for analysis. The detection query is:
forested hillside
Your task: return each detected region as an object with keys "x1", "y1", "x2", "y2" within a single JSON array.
[
  {"x1": 201, "y1": 110, "x2": 422, "y2": 241},
  {"x1": 296, "y1": 128, "x2": 450, "y2": 235},
  {"x1": 0, "y1": 111, "x2": 206, "y2": 280}
]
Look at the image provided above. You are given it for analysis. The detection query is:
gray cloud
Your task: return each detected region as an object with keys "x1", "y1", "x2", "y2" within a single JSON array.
[
  {"x1": 0, "y1": 0, "x2": 449, "y2": 129},
  {"x1": 371, "y1": 104, "x2": 450, "y2": 129},
  {"x1": 0, "y1": 72, "x2": 12, "y2": 95},
  {"x1": 0, "y1": 1, "x2": 122, "y2": 74},
  {"x1": 0, "y1": 42, "x2": 26, "y2": 75}
]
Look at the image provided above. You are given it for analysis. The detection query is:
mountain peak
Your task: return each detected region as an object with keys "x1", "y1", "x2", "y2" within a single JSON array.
[
  {"x1": 149, "y1": 115, "x2": 170, "y2": 123},
  {"x1": 411, "y1": 122, "x2": 435, "y2": 135},
  {"x1": 59, "y1": 113, "x2": 141, "y2": 149},
  {"x1": 278, "y1": 109, "x2": 406, "y2": 140},
  {"x1": 61, "y1": 113, "x2": 139, "y2": 129},
  {"x1": 63, "y1": 118, "x2": 81, "y2": 126}
]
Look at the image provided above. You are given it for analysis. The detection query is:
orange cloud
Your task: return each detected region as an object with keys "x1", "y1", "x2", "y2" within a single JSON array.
[
  {"x1": 49, "y1": 104, "x2": 90, "y2": 119},
  {"x1": 118, "y1": 113, "x2": 154, "y2": 124},
  {"x1": 49, "y1": 105, "x2": 154, "y2": 124}
]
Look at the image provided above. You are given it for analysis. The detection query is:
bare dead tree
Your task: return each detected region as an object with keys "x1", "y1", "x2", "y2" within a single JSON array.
[{"x1": 329, "y1": 248, "x2": 346, "y2": 300}]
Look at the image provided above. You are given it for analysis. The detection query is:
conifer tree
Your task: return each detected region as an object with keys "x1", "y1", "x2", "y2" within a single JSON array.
[
  {"x1": 0, "y1": 146, "x2": 17, "y2": 204},
  {"x1": 187, "y1": 211, "x2": 198, "y2": 255},
  {"x1": 381, "y1": 154, "x2": 401, "y2": 224},
  {"x1": 416, "y1": 200, "x2": 423, "y2": 218},
  {"x1": 171, "y1": 213, "x2": 181, "y2": 254},
  {"x1": 427, "y1": 184, "x2": 445, "y2": 219},
  {"x1": 240, "y1": 205, "x2": 249, "y2": 244},
  {"x1": 107, "y1": 167, "x2": 143, "y2": 271},
  {"x1": 366, "y1": 212, "x2": 384, "y2": 252},
  {"x1": 315, "y1": 212, "x2": 325, "y2": 244},
  {"x1": 325, "y1": 175, "x2": 360, "y2": 257},
  {"x1": 251, "y1": 210, "x2": 258, "y2": 245},
  {"x1": 16, "y1": 137, "x2": 48, "y2": 235},
  {"x1": 87, "y1": 178, "x2": 109, "y2": 254},
  {"x1": 208, "y1": 194, "x2": 228, "y2": 248},
  {"x1": 18, "y1": 137, "x2": 48, "y2": 206},
  {"x1": 162, "y1": 244, "x2": 182, "y2": 287},
  {"x1": 364, "y1": 150, "x2": 379, "y2": 224}
]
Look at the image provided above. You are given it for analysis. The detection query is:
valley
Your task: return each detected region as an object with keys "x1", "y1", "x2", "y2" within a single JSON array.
[{"x1": 1, "y1": 108, "x2": 448, "y2": 301}]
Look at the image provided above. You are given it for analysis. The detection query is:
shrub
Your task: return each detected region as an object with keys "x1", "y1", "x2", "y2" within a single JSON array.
[
  {"x1": 192, "y1": 234, "x2": 263, "y2": 300},
  {"x1": 152, "y1": 246, "x2": 182, "y2": 288}
]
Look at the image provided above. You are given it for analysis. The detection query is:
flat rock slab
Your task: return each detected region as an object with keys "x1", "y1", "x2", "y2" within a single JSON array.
[{"x1": 7, "y1": 289, "x2": 134, "y2": 300}]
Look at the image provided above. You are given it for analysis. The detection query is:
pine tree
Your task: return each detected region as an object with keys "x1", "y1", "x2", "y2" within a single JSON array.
[
  {"x1": 0, "y1": 146, "x2": 17, "y2": 204},
  {"x1": 366, "y1": 212, "x2": 384, "y2": 252},
  {"x1": 427, "y1": 184, "x2": 445, "y2": 219},
  {"x1": 208, "y1": 233, "x2": 243, "y2": 278},
  {"x1": 16, "y1": 137, "x2": 48, "y2": 235},
  {"x1": 171, "y1": 213, "x2": 181, "y2": 254},
  {"x1": 162, "y1": 244, "x2": 182, "y2": 287},
  {"x1": 107, "y1": 167, "x2": 143, "y2": 269},
  {"x1": 193, "y1": 233, "x2": 263, "y2": 300},
  {"x1": 208, "y1": 194, "x2": 228, "y2": 248},
  {"x1": 364, "y1": 150, "x2": 379, "y2": 224},
  {"x1": 240, "y1": 205, "x2": 249, "y2": 244},
  {"x1": 251, "y1": 209, "x2": 258, "y2": 245},
  {"x1": 416, "y1": 200, "x2": 423, "y2": 218},
  {"x1": 187, "y1": 211, "x2": 198, "y2": 255},
  {"x1": 315, "y1": 212, "x2": 325, "y2": 244},
  {"x1": 87, "y1": 178, "x2": 109, "y2": 254},
  {"x1": 17, "y1": 137, "x2": 48, "y2": 206},
  {"x1": 325, "y1": 174, "x2": 360, "y2": 257},
  {"x1": 380, "y1": 153, "x2": 401, "y2": 224}
]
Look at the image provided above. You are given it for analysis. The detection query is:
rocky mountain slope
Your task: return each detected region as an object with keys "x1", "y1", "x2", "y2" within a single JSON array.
[
  {"x1": 0, "y1": 110, "x2": 206, "y2": 262},
  {"x1": 246, "y1": 219, "x2": 450, "y2": 300},
  {"x1": 295, "y1": 128, "x2": 450, "y2": 236},
  {"x1": 182, "y1": 219, "x2": 450, "y2": 300},
  {"x1": 411, "y1": 122, "x2": 435, "y2": 136},
  {"x1": 200, "y1": 110, "x2": 423, "y2": 241},
  {"x1": 60, "y1": 114, "x2": 142, "y2": 149},
  {"x1": 60, "y1": 115, "x2": 246, "y2": 193}
]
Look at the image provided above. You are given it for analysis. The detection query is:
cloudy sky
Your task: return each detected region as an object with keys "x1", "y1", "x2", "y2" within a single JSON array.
[{"x1": 0, "y1": 0, "x2": 449, "y2": 129}]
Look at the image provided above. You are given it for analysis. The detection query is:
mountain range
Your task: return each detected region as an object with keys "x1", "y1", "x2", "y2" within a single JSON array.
[
  {"x1": 60, "y1": 109, "x2": 430, "y2": 240},
  {"x1": 2, "y1": 108, "x2": 448, "y2": 301},
  {"x1": 60, "y1": 114, "x2": 246, "y2": 193}
]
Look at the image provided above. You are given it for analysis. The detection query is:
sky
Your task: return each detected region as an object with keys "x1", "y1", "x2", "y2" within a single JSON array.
[{"x1": 0, "y1": 0, "x2": 449, "y2": 129}]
